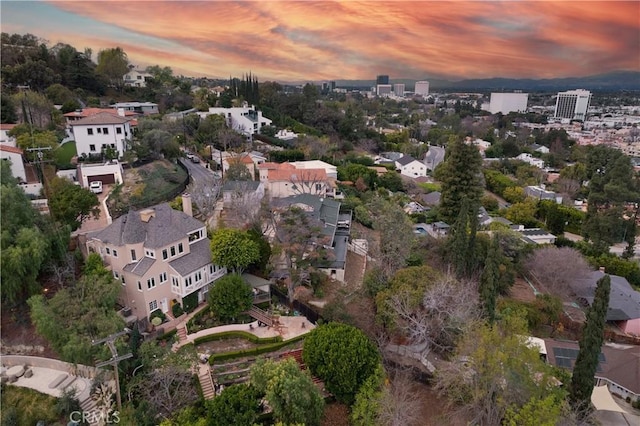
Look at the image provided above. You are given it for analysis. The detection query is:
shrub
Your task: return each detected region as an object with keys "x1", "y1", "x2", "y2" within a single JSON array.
[
  {"x1": 172, "y1": 302, "x2": 184, "y2": 318},
  {"x1": 208, "y1": 334, "x2": 307, "y2": 364},
  {"x1": 182, "y1": 292, "x2": 198, "y2": 313}
]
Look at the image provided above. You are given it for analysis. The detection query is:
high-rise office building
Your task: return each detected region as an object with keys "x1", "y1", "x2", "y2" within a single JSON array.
[
  {"x1": 488, "y1": 92, "x2": 528, "y2": 114},
  {"x1": 376, "y1": 75, "x2": 389, "y2": 85},
  {"x1": 393, "y1": 83, "x2": 405, "y2": 97},
  {"x1": 376, "y1": 84, "x2": 392, "y2": 96},
  {"x1": 554, "y1": 89, "x2": 591, "y2": 120},
  {"x1": 414, "y1": 81, "x2": 430, "y2": 96}
]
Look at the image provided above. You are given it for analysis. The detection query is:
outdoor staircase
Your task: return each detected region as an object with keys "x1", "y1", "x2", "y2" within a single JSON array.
[
  {"x1": 198, "y1": 366, "x2": 215, "y2": 400},
  {"x1": 281, "y1": 349, "x2": 326, "y2": 388},
  {"x1": 247, "y1": 306, "x2": 275, "y2": 327},
  {"x1": 177, "y1": 326, "x2": 188, "y2": 343},
  {"x1": 79, "y1": 395, "x2": 97, "y2": 413}
]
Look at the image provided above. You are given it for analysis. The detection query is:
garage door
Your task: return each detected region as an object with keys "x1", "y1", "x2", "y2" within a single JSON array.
[{"x1": 87, "y1": 174, "x2": 116, "y2": 185}]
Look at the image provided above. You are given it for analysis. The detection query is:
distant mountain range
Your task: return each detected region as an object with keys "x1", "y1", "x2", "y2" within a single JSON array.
[{"x1": 330, "y1": 71, "x2": 640, "y2": 92}]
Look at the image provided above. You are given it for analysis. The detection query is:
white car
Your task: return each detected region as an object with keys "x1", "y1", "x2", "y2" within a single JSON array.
[{"x1": 89, "y1": 181, "x2": 103, "y2": 194}]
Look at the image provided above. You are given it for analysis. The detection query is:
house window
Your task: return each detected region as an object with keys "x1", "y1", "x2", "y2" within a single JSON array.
[
  {"x1": 209, "y1": 265, "x2": 217, "y2": 274},
  {"x1": 112, "y1": 249, "x2": 118, "y2": 258},
  {"x1": 171, "y1": 276, "x2": 179, "y2": 290},
  {"x1": 106, "y1": 247, "x2": 111, "y2": 255},
  {"x1": 178, "y1": 243, "x2": 184, "y2": 253},
  {"x1": 103, "y1": 128, "x2": 109, "y2": 134},
  {"x1": 113, "y1": 271, "x2": 119, "y2": 279},
  {"x1": 89, "y1": 144, "x2": 96, "y2": 152},
  {"x1": 131, "y1": 249, "x2": 137, "y2": 261},
  {"x1": 162, "y1": 249, "x2": 168, "y2": 260},
  {"x1": 160, "y1": 272, "x2": 167, "y2": 284},
  {"x1": 149, "y1": 300, "x2": 158, "y2": 312},
  {"x1": 147, "y1": 277, "x2": 156, "y2": 290},
  {"x1": 87, "y1": 128, "x2": 93, "y2": 135},
  {"x1": 121, "y1": 276, "x2": 125, "y2": 285},
  {"x1": 97, "y1": 128, "x2": 102, "y2": 134},
  {"x1": 185, "y1": 276, "x2": 193, "y2": 288},
  {"x1": 137, "y1": 281, "x2": 142, "y2": 291},
  {"x1": 315, "y1": 184, "x2": 323, "y2": 191},
  {"x1": 116, "y1": 127, "x2": 122, "y2": 134},
  {"x1": 170, "y1": 246, "x2": 176, "y2": 257},
  {"x1": 189, "y1": 230, "x2": 203, "y2": 242},
  {"x1": 145, "y1": 249, "x2": 155, "y2": 258},
  {"x1": 195, "y1": 271, "x2": 202, "y2": 282}
]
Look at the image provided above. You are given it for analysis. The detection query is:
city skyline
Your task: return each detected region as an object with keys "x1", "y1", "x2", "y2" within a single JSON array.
[{"x1": 2, "y1": 1, "x2": 639, "y2": 82}]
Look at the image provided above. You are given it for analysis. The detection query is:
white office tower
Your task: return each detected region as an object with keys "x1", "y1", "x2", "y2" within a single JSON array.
[
  {"x1": 554, "y1": 89, "x2": 591, "y2": 120},
  {"x1": 488, "y1": 92, "x2": 529, "y2": 114},
  {"x1": 393, "y1": 83, "x2": 405, "y2": 97},
  {"x1": 376, "y1": 84, "x2": 392, "y2": 96},
  {"x1": 414, "y1": 81, "x2": 430, "y2": 96}
]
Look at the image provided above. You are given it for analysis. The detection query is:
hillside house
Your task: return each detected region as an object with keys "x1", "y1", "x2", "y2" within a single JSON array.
[
  {"x1": 197, "y1": 105, "x2": 272, "y2": 139},
  {"x1": 70, "y1": 112, "x2": 132, "y2": 159},
  {"x1": 85, "y1": 197, "x2": 227, "y2": 320},
  {"x1": 395, "y1": 155, "x2": 427, "y2": 178}
]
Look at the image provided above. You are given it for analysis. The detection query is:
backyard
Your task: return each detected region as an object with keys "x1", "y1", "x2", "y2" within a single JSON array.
[
  {"x1": 1, "y1": 385, "x2": 63, "y2": 425},
  {"x1": 107, "y1": 159, "x2": 188, "y2": 218},
  {"x1": 54, "y1": 141, "x2": 77, "y2": 169}
]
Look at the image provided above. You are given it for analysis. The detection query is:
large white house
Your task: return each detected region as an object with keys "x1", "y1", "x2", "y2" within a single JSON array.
[
  {"x1": 197, "y1": 105, "x2": 272, "y2": 139},
  {"x1": 86, "y1": 199, "x2": 227, "y2": 320},
  {"x1": 70, "y1": 112, "x2": 132, "y2": 158},
  {"x1": 123, "y1": 68, "x2": 153, "y2": 88},
  {"x1": 395, "y1": 155, "x2": 427, "y2": 178}
]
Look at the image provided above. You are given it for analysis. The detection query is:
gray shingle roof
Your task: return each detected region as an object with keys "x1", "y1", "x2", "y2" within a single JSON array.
[
  {"x1": 420, "y1": 191, "x2": 441, "y2": 206},
  {"x1": 90, "y1": 203, "x2": 204, "y2": 249},
  {"x1": 169, "y1": 239, "x2": 212, "y2": 276},
  {"x1": 123, "y1": 257, "x2": 156, "y2": 277},
  {"x1": 396, "y1": 155, "x2": 417, "y2": 166},
  {"x1": 572, "y1": 270, "x2": 640, "y2": 321}
]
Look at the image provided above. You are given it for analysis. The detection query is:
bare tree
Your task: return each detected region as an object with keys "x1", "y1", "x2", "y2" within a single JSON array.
[
  {"x1": 377, "y1": 369, "x2": 424, "y2": 426},
  {"x1": 136, "y1": 365, "x2": 198, "y2": 420},
  {"x1": 524, "y1": 246, "x2": 592, "y2": 297},
  {"x1": 187, "y1": 175, "x2": 222, "y2": 219},
  {"x1": 388, "y1": 274, "x2": 481, "y2": 354},
  {"x1": 289, "y1": 169, "x2": 330, "y2": 196},
  {"x1": 224, "y1": 180, "x2": 263, "y2": 230},
  {"x1": 556, "y1": 177, "x2": 581, "y2": 199},
  {"x1": 47, "y1": 252, "x2": 76, "y2": 289}
]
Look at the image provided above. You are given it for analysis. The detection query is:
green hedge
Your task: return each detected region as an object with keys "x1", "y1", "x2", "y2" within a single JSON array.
[
  {"x1": 208, "y1": 334, "x2": 307, "y2": 364},
  {"x1": 194, "y1": 330, "x2": 283, "y2": 346}
]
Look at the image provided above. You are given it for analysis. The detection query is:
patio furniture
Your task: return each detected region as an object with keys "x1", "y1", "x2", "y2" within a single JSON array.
[
  {"x1": 24, "y1": 368, "x2": 33, "y2": 378},
  {"x1": 5, "y1": 365, "x2": 25, "y2": 379}
]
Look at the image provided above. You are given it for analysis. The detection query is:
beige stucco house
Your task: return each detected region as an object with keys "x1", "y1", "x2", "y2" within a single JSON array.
[
  {"x1": 86, "y1": 196, "x2": 226, "y2": 320},
  {"x1": 257, "y1": 162, "x2": 339, "y2": 198}
]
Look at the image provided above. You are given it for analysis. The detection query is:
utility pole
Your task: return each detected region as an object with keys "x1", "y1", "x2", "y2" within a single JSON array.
[{"x1": 92, "y1": 329, "x2": 133, "y2": 412}]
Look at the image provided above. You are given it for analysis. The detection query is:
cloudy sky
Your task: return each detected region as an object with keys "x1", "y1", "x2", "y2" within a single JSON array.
[{"x1": 2, "y1": 1, "x2": 639, "y2": 82}]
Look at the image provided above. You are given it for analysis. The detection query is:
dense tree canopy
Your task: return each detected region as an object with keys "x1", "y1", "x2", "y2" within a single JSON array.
[
  {"x1": 210, "y1": 228, "x2": 260, "y2": 274},
  {"x1": 206, "y1": 384, "x2": 262, "y2": 426},
  {"x1": 250, "y1": 357, "x2": 324, "y2": 426},
  {"x1": 48, "y1": 176, "x2": 100, "y2": 231},
  {"x1": 207, "y1": 274, "x2": 253, "y2": 322},
  {"x1": 303, "y1": 322, "x2": 381, "y2": 405},
  {"x1": 28, "y1": 254, "x2": 125, "y2": 364}
]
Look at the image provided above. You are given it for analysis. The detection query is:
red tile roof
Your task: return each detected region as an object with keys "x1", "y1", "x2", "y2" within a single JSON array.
[
  {"x1": 0, "y1": 144, "x2": 24, "y2": 155},
  {"x1": 268, "y1": 168, "x2": 327, "y2": 182}
]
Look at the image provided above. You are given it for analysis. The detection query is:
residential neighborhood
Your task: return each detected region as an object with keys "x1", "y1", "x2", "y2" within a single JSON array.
[{"x1": 1, "y1": 26, "x2": 640, "y2": 426}]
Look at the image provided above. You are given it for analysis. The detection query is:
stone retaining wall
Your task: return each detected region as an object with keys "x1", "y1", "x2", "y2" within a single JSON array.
[{"x1": 1, "y1": 355, "x2": 113, "y2": 380}]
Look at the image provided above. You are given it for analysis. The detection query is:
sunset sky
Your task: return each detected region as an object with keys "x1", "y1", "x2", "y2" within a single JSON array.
[{"x1": 2, "y1": 1, "x2": 639, "y2": 82}]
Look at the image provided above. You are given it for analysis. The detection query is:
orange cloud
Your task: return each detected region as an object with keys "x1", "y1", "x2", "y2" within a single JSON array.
[{"x1": 36, "y1": 1, "x2": 640, "y2": 80}]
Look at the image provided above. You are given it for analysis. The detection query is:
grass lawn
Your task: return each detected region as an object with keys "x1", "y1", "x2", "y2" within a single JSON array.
[
  {"x1": 55, "y1": 141, "x2": 77, "y2": 168},
  {"x1": 1, "y1": 384, "x2": 63, "y2": 425}
]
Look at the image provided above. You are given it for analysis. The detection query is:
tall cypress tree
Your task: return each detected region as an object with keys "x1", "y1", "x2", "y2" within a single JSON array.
[
  {"x1": 450, "y1": 199, "x2": 470, "y2": 278},
  {"x1": 480, "y1": 235, "x2": 500, "y2": 323},
  {"x1": 569, "y1": 274, "x2": 611, "y2": 414}
]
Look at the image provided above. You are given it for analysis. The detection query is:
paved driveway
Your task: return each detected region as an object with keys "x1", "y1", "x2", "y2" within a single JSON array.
[{"x1": 73, "y1": 184, "x2": 112, "y2": 235}]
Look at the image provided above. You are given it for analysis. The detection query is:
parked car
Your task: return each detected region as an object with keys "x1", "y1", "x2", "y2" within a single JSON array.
[
  {"x1": 191, "y1": 156, "x2": 200, "y2": 163},
  {"x1": 89, "y1": 181, "x2": 103, "y2": 194}
]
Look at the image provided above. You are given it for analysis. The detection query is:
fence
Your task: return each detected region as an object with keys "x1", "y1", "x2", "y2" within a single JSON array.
[{"x1": 271, "y1": 286, "x2": 323, "y2": 325}]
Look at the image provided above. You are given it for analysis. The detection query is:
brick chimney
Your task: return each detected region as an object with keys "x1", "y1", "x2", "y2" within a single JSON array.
[{"x1": 182, "y1": 193, "x2": 193, "y2": 217}]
